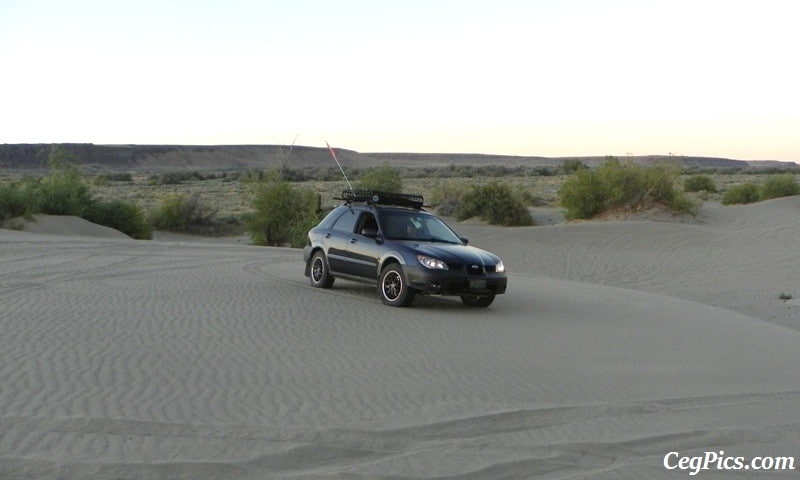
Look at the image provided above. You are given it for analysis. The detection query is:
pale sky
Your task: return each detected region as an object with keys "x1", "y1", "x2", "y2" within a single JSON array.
[{"x1": 2, "y1": 0, "x2": 798, "y2": 161}]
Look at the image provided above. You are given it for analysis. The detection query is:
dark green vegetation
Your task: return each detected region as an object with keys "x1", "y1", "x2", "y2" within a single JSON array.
[
  {"x1": 722, "y1": 174, "x2": 800, "y2": 204},
  {"x1": 453, "y1": 181, "x2": 534, "y2": 226},
  {"x1": 83, "y1": 199, "x2": 152, "y2": 240},
  {"x1": 0, "y1": 147, "x2": 152, "y2": 239},
  {"x1": 760, "y1": 174, "x2": 800, "y2": 200},
  {"x1": 149, "y1": 193, "x2": 242, "y2": 236},
  {"x1": 561, "y1": 159, "x2": 588, "y2": 174},
  {"x1": 355, "y1": 165, "x2": 403, "y2": 193},
  {"x1": 245, "y1": 178, "x2": 321, "y2": 247},
  {"x1": 683, "y1": 175, "x2": 718, "y2": 193},
  {"x1": 722, "y1": 183, "x2": 762, "y2": 205},
  {"x1": 558, "y1": 159, "x2": 698, "y2": 220}
]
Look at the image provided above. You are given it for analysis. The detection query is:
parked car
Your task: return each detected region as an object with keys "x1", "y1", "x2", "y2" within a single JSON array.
[{"x1": 303, "y1": 190, "x2": 507, "y2": 307}]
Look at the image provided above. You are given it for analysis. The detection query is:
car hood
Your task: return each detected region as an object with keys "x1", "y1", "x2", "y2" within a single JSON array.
[{"x1": 405, "y1": 242, "x2": 501, "y2": 266}]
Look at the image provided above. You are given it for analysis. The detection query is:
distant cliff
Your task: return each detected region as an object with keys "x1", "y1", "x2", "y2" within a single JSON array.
[{"x1": 1, "y1": 143, "x2": 796, "y2": 172}]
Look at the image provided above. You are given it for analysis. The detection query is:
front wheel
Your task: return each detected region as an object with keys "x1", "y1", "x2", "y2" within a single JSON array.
[
  {"x1": 460, "y1": 293, "x2": 496, "y2": 307},
  {"x1": 309, "y1": 251, "x2": 334, "y2": 288},
  {"x1": 379, "y1": 264, "x2": 415, "y2": 307}
]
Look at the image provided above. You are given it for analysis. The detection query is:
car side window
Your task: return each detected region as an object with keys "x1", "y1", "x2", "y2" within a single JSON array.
[
  {"x1": 331, "y1": 208, "x2": 359, "y2": 233},
  {"x1": 355, "y1": 212, "x2": 379, "y2": 236},
  {"x1": 317, "y1": 208, "x2": 345, "y2": 229}
]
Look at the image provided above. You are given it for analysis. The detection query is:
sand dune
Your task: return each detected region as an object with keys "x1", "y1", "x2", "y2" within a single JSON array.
[
  {"x1": 1, "y1": 198, "x2": 799, "y2": 479},
  {"x1": 2, "y1": 215, "x2": 131, "y2": 239}
]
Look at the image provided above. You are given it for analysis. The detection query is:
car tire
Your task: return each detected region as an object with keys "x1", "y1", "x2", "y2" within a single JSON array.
[
  {"x1": 379, "y1": 263, "x2": 415, "y2": 307},
  {"x1": 309, "y1": 251, "x2": 335, "y2": 288},
  {"x1": 460, "y1": 293, "x2": 496, "y2": 307}
]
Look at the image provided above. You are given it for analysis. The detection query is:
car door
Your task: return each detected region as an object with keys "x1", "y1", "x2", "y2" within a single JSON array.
[
  {"x1": 345, "y1": 211, "x2": 383, "y2": 280},
  {"x1": 325, "y1": 207, "x2": 359, "y2": 274}
]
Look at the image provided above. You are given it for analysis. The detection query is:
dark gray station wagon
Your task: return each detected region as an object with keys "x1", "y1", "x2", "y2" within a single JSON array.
[{"x1": 303, "y1": 190, "x2": 507, "y2": 307}]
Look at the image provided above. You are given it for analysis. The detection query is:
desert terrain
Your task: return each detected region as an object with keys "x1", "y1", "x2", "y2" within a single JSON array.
[{"x1": 1, "y1": 191, "x2": 799, "y2": 478}]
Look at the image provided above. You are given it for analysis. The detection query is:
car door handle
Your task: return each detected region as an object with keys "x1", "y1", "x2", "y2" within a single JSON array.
[
  {"x1": 324, "y1": 233, "x2": 332, "y2": 239},
  {"x1": 349, "y1": 238, "x2": 357, "y2": 243}
]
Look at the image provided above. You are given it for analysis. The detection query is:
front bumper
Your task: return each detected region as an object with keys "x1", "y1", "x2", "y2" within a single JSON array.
[{"x1": 404, "y1": 265, "x2": 507, "y2": 296}]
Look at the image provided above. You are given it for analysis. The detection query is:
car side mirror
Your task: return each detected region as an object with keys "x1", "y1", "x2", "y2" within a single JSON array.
[
  {"x1": 460, "y1": 236, "x2": 469, "y2": 245},
  {"x1": 361, "y1": 228, "x2": 380, "y2": 239}
]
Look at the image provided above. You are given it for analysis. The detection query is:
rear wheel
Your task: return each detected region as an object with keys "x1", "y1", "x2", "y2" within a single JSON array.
[
  {"x1": 379, "y1": 264, "x2": 415, "y2": 307},
  {"x1": 309, "y1": 251, "x2": 334, "y2": 288},
  {"x1": 460, "y1": 293, "x2": 496, "y2": 307}
]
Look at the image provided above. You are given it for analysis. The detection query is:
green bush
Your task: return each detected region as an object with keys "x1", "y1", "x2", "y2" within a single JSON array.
[
  {"x1": 562, "y1": 159, "x2": 588, "y2": 174},
  {"x1": 356, "y1": 165, "x2": 403, "y2": 193},
  {"x1": 760, "y1": 174, "x2": 800, "y2": 200},
  {"x1": 107, "y1": 172, "x2": 133, "y2": 182},
  {"x1": 0, "y1": 150, "x2": 150, "y2": 237},
  {"x1": 150, "y1": 194, "x2": 219, "y2": 233},
  {"x1": 85, "y1": 199, "x2": 153, "y2": 239},
  {"x1": 558, "y1": 168, "x2": 607, "y2": 219},
  {"x1": 35, "y1": 166, "x2": 93, "y2": 216},
  {"x1": 0, "y1": 181, "x2": 37, "y2": 222},
  {"x1": 148, "y1": 170, "x2": 213, "y2": 185},
  {"x1": 558, "y1": 159, "x2": 696, "y2": 219},
  {"x1": 683, "y1": 175, "x2": 718, "y2": 192},
  {"x1": 455, "y1": 181, "x2": 534, "y2": 226},
  {"x1": 245, "y1": 180, "x2": 320, "y2": 247},
  {"x1": 722, "y1": 183, "x2": 761, "y2": 205},
  {"x1": 430, "y1": 181, "x2": 467, "y2": 217},
  {"x1": 92, "y1": 174, "x2": 111, "y2": 187}
]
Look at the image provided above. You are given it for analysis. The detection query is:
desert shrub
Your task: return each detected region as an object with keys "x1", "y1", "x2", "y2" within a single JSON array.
[
  {"x1": 246, "y1": 180, "x2": 320, "y2": 247},
  {"x1": 430, "y1": 181, "x2": 467, "y2": 217},
  {"x1": 85, "y1": 199, "x2": 153, "y2": 239},
  {"x1": 107, "y1": 172, "x2": 133, "y2": 182},
  {"x1": 356, "y1": 165, "x2": 403, "y2": 193},
  {"x1": 0, "y1": 181, "x2": 38, "y2": 222},
  {"x1": 275, "y1": 166, "x2": 310, "y2": 182},
  {"x1": 760, "y1": 174, "x2": 800, "y2": 200},
  {"x1": 237, "y1": 169, "x2": 268, "y2": 183},
  {"x1": 148, "y1": 170, "x2": 213, "y2": 185},
  {"x1": 0, "y1": 155, "x2": 149, "y2": 237},
  {"x1": 92, "y1": 174, "x2": 111, "y2": 187},
  {"x1": 35, "y1": 164, "x2": 93, "y2": 217},
  {"x1": 94, "y1": 172, "x2": 132, "y2": 185},
  {"x1": 562, "y1": 159, "x2": 588, "y2": 174},
  {"x1": 455, "y1": 181, "x2": 534, "y2": 226},
  {"x1": 558, "y1": 168, "x2": 607, "y2": 219},
  {"x1": 558, "y1": 159, "x2": 696, "y2": 219},
  {"x1": 722, "y1": 183, "x2": 761, "y2": 205},
  {"x1": 683, "y1": 175, "x2": 718, "y2": 192},
  {"x1": 150, "y1": 194, "x2": 219, "y2": 232}
]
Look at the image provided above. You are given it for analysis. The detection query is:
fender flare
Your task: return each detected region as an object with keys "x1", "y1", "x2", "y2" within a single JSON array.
[{"x1": 376, "y1": 251, "x2": 408, "y2": 277}]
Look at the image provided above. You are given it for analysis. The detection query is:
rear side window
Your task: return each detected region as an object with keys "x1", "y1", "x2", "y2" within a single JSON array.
[
  {"x1": 331, "y1": 208, "x2": 359, "y2": 233},
  {"x1": 317, "y1": 208, "x2": 345, "y2": 229}
]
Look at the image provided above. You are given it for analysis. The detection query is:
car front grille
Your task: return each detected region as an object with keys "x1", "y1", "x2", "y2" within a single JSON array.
[{"x1": 457, "y1": 264, "x2": 484, "y2": 275}]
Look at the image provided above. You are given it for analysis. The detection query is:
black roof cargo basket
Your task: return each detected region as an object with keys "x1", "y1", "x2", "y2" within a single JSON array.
[{"x1": 341, "y1": 189, "x2": 424, "y2": 209}]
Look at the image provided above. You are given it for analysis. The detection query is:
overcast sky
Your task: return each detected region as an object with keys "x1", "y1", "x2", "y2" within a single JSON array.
[{"x1": 2, "y1": 0, "x2": 798, "y2": 161}]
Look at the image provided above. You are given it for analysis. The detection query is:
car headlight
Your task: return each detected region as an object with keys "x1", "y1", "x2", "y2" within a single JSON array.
[
  {"x1": 495, "y1": 261, "x2": 505, "y2": 273},
  {"x1": 417, "y1": 254, "x2": 448, "y2": 270}
]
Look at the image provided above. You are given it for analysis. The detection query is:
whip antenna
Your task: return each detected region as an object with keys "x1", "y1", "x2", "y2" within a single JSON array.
[{"x1": 325, "y1": 140, "x2": 352, "y2": 190}]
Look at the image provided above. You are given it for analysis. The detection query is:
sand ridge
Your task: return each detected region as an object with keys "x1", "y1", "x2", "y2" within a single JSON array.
[{"x1": 1, "y1": 198, "x2": 799, "y2": 479}]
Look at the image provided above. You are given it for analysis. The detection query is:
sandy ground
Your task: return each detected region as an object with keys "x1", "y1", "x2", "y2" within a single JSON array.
[{"x1": 1, "y1": 199, "x2": 799, "y2": 479}]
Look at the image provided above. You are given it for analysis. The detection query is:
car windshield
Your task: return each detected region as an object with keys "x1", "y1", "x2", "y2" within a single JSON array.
[{"x1": 381, "y1": 210, "x2": 463, "y2": 243}]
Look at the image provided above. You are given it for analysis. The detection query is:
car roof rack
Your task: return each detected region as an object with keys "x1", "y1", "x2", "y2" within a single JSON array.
[{"x1": 340, "y1": 189, "x2": 424, "y2": 209}]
